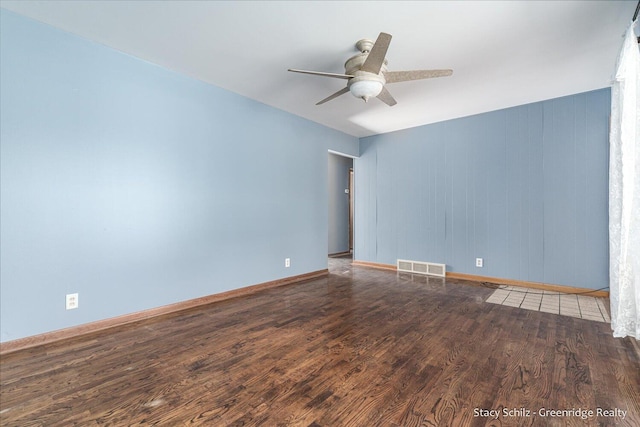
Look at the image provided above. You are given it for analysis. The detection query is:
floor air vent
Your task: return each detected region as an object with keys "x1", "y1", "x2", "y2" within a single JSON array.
[{"x1": 397, "y1": 259, "x2": 446, "y2": 277}]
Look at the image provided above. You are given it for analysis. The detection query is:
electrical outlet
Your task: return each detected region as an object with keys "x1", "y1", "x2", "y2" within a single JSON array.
[
  {"x1": 66, "y1": 293, "x2": 79, "y2": 310},
  {"x1": 285, "y1": 258, "x2": 291, "y2": 268},
  {"x1": 476, "y1": 258, "x2": 483, "y2": 268}
]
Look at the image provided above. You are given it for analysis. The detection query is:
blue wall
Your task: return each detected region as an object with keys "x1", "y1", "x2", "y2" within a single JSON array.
[
  {"x1": 355, "y1": 89, "x2": 610, "y2": 290},
  {"x1": 0, "y1": 10, "x2": 358, "y2": 342}
]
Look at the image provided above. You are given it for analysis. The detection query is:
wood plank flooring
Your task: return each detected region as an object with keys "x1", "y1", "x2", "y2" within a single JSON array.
[{"x1": 1, "y1": 258, "x2": 639, "y2": 426}]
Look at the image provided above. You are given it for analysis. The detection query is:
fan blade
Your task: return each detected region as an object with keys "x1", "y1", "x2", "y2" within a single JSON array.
[
  {"x1": 288, "y1": 69, "x2": 354, "y2": 79},
  {"x1": 384, "y1": 69, "x2": 453, "y2": 83},
  {"x1": 376, "y1": 86, "x2": 397, "y2": 106},
  {"x1": 360, "y1": 32, "x2": 392, "y2": 74},
  {"x1": 316, "y1": 87, "x2": 350, "y2": 105}
]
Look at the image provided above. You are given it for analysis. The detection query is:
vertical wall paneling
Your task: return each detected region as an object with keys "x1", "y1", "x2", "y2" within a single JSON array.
[
  {"x1": 355, "y1": 89, "x2": 610, "y2": 290},
  {"x1": 354, "y1": 142, "x2": 377, "y2": 261},
  {"x1": 579, "y1": 90, "x2": 610, "y2": 288}
]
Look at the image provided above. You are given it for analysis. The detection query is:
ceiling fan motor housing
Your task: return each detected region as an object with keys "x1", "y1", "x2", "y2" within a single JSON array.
[{"x1": 345, "y1": 52, "x2": 388, "y2": 101}]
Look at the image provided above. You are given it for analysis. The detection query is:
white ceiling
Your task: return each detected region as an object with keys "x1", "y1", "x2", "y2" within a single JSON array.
[{"x1": 1, "y1": 1, "x2": 637, "y2": 137}]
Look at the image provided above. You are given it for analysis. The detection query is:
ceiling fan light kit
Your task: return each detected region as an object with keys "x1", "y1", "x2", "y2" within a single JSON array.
[
  {"x1": 344, "y1": 44, "x2": 387, "y2": 102},
  {"x1": 288, "y1": 32, "x2": 453, "y2": 106},
  {"x1": 348, "y1": 80, "x2": 383, "y2": 102}
]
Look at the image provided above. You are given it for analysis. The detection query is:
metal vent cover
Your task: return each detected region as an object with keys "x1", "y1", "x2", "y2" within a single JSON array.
[{"x1": 397, "y1": 259, "x2": 446, "y2": 277}]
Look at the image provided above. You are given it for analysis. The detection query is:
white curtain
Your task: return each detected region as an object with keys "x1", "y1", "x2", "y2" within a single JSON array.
[{"x1": 609, "y1": 19, "x2": 640, "y2": 339}]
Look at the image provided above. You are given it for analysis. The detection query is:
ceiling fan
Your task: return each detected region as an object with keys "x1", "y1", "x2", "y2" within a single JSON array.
[{"x1": 288, "y1": 32, "x2": 453, "y2": 106}]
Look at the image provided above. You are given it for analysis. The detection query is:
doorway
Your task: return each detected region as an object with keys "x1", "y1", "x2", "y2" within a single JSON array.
[
  {"x1": 348, "y1": 167, "x2": 354, "y2": 252},
  {"x1": 328, "y1": 152, "x2": 354, "y2": 257}
]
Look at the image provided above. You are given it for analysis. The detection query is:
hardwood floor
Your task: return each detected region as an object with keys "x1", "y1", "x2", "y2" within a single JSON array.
[{"x1": 1, "y1": 258, "x2": 639, "y2": 426}]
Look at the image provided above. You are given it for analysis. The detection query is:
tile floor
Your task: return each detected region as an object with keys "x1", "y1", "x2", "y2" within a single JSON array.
[{"x1": 485, "y1": 286, "x2": 610, "y2": 323}]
